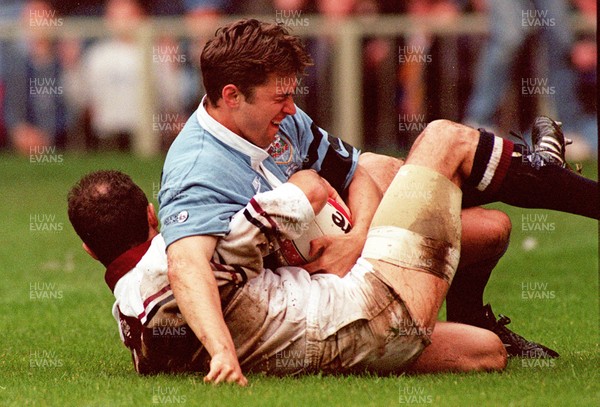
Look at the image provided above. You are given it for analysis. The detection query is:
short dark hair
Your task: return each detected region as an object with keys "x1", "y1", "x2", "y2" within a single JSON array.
[
  {"x1": 67, "y1": 170, "x2": 149, "y2": 267},
  {"x1": 200, "y1": 18, "x2": 313, "y2": 106}
]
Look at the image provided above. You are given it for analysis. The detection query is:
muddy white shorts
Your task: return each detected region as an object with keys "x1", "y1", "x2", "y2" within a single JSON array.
[{"x1": 224, "y1": 258, "x2": 429, "y2": 375}]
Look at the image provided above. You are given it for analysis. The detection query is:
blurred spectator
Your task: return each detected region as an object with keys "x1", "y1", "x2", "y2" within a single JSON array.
[
  {"x1": 230, "y1": 0, "x2": 273, "y2": 14},
  {"x1": 79, "y1": 0, "x2": 189, "y2": 150},
  {"x1": 184, "y1": 0, "x2": 229, "y2": 14},
  {"x1": 4, "y1": 1, "x2": 68, "y2": 154},
  {"x1": 358, "y1": 0, "x2": 397, "y2": 152},
  {"x1": 276, "y1": 0, "x2": 355, "y2": 129},
  {"x1": 0, "y1": 0, "x2": 23, "y2": 19},
  {"x1": 273, "y1": 0, "x2": 307, "y2": 11},
  {"x1": 465, "y1": 0, "x2": 597, "y2": 159},
  {"x1": 80, "y1": 0, "x2": 145, "y2": 150},
  {"x1": 399, "y1": 0, "x2": 460, "y2": 117},
  {"x1": 0, "y1": 42, "x2": 6, "y2": 149},
  {"x1": 60, "y1": 36, "x2": 91, "y2": 149},
  {"x1": 570, "y1": 0, "x2": 596, "y2": 117},
  {"x1": 174, "y1": 0, "x2": 274, "y2": 122},
  {"x1": 0, "y1": 0, "x2": 26, "y2": 149},
  {"x1": 311, "y1": 0, "x2": 354, "y2": 129},
  {"x1": 180, "y1": 0, "x2": 237, "y2": 126},
  {"x1": 153, "y1": 35, "x2": 200, "y2": 148},
  {"x1": 50, "y1": 0, "x2": 105, "y2": 16},
  {"x1": 183, "y1": 0, "x2": 273, "y2": 14},
  {"x1": 150, "y1": 0, "x2": 186, "y2": 15},
  {"x1": 51, "y1": 0, "x2": 185, "y2": 17},
  {"x1": 396, "y1": 0, "x2": 461, "y2": 149}
]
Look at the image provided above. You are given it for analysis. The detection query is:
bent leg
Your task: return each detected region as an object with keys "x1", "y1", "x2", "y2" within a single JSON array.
[
  {"x1": 360, "y1": 121, "x2": 480, "y2": 190},
  {"x1": 447, "y1": 207, "x2": 511, "y2": 325},
  {"x1": 407, "y1": 321, "x2": 507, "y2": 373},
  {"x1": 405, "y1": 119, "x2": 479, "y2": 186},
  {"x1": 360, "y1": 125, "x2": 475, "y2": 334},
  {"x1": 360, "y1": 121, "x2": 484, "y2": 331},
  {"x1": 412, "y1": 120, "x2": 599, "y2": 219},
  {"x1": 363, "y1": 117, "x2": 599, "y2": 221},
  {"x1": 362, "y1": 164, "x2": 463, "y2": 333}
]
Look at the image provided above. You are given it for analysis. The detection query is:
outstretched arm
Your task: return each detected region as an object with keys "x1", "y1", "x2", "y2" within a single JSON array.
[{"x1": 167, "y1": 235, "x2": 247, "y2": 386}]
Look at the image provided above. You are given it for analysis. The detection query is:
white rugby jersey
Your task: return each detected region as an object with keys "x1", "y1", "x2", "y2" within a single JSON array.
[{"x1": 105, "y1": 182, "x2": 316, "y2": 364}]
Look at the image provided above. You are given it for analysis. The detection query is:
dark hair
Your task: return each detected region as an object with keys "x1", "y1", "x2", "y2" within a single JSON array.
[
  {"x1": 67, "y1": 170, "x2": 149, "y2": 267},
  {"x1": 200, "y1": 18, "x2": 313, "y2": 106}
]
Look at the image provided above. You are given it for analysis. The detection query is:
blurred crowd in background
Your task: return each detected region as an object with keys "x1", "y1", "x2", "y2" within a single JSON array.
[{"x1": 0, "y1": 0, "x2": 596, "y2": 158}]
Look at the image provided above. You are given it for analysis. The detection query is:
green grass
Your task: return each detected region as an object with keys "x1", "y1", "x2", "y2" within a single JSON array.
[{"x1": 0, "y1": 152, "x2": 598, "y2": 406}]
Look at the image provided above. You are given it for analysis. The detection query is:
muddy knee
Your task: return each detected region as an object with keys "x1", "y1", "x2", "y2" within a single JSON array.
[{"x1": 409, "y1": 120, "x2": 479, "y2": 180}]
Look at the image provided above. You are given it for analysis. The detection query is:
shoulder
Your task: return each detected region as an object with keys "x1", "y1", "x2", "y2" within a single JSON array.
[{"x1": 163, "y1": 113, "x2": 248, "y2": 179}]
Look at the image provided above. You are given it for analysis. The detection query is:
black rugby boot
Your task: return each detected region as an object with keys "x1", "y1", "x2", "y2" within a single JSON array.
[
  {"x1": 481, "y1": 304, "x2": 559, "y2": 358},
  {"x1": 530, "y1": 116, "x2": 571, "y2": 168}
]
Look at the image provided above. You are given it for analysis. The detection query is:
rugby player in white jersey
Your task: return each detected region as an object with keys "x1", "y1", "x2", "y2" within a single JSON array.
[{"x1": 68, "y1": 169, "x2": 507, "y2": 377}]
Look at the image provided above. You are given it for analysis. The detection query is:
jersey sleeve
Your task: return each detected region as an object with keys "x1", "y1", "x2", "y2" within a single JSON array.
[
  {"x1": 158, "y1": 116, "x2": 270, "y2": 248},
  {"x1": 158, "y1": 175, "x2": 243, "y2": 248},
  {"x1": 215, "y1": 182, "x2": 315, "y2": 278},
  {"x1": 241, "y1": 182, "x2": 315, "y2": 240},
  {"x1": 281, "y1": 107, "x2": 360, "y2": 193}
]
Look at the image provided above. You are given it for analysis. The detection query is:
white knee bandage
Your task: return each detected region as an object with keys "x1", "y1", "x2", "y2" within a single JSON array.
[{"x1": 362, "y1": 164, "x2": 462, "y2": 283}]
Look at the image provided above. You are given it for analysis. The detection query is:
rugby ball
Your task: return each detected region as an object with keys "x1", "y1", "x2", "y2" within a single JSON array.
[{"x1": 278, "y1": 198, "x2": 352, "y2": 266}]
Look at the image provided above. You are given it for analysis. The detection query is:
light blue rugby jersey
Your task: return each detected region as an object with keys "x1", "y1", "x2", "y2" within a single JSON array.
[{"x1": 158, "y1": 103, "x2": 360, "y2": 248}]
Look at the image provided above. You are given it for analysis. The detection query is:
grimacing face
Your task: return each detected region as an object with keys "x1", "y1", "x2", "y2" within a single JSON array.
[{"x1": 230, "y1": 74, "x2": 298, "y2": 149}]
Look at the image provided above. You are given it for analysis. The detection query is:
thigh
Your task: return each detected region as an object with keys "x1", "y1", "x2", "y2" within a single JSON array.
[
  {"x1": 320, "y1": 296, "x2": 429, "y2": 375},
  {"x1": 407, "y1": 321, "x2": 507, "y2": 373},
  {"x1": 363, "y1": 164, "x2": 463, "y2": 330},
  {"x1": 358, "y1": 151, "x2": 512, "y2": 267},
  {"x1": 226, "y1": 263, "x2": 408, "y2": 376},
  {"x1": 309, "y1": 260, "x2": 427, "y2": 374}
]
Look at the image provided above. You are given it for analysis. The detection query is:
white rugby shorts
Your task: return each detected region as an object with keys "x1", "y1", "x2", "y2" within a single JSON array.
[{"x1": 224, "y1": 258, "x2": 428, "y2": 375}]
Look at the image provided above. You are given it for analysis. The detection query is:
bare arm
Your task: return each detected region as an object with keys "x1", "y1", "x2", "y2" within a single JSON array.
[
  {"x1": 304, "y1": 163, "x2": 382, "y2": 276},
  {"x1": 167, "y1": 235, "x2": 247, "y2": 386},
  {"x1": 344, "y1": 163, "x2": 383, "y2": 240}
]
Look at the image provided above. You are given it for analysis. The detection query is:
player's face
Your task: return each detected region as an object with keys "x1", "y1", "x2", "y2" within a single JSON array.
[{"x1": 234, "y1": 74, "x2": 298, "y2": 149}]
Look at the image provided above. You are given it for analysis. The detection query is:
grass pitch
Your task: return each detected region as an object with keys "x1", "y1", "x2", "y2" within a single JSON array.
[{"x1": 0, "y1": 152, "x2": 598, "y2": 406}]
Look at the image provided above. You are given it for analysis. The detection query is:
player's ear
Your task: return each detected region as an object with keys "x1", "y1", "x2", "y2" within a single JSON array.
[
  {"x1": 82, "y1": 243, "x2": 99, "y2": 261},
  {"x1": 147, "y1": 203, "x2": 159, "y2": 230},
  {"x1": 221, "y1": 84, "x2": 241, "y2": 108}
]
